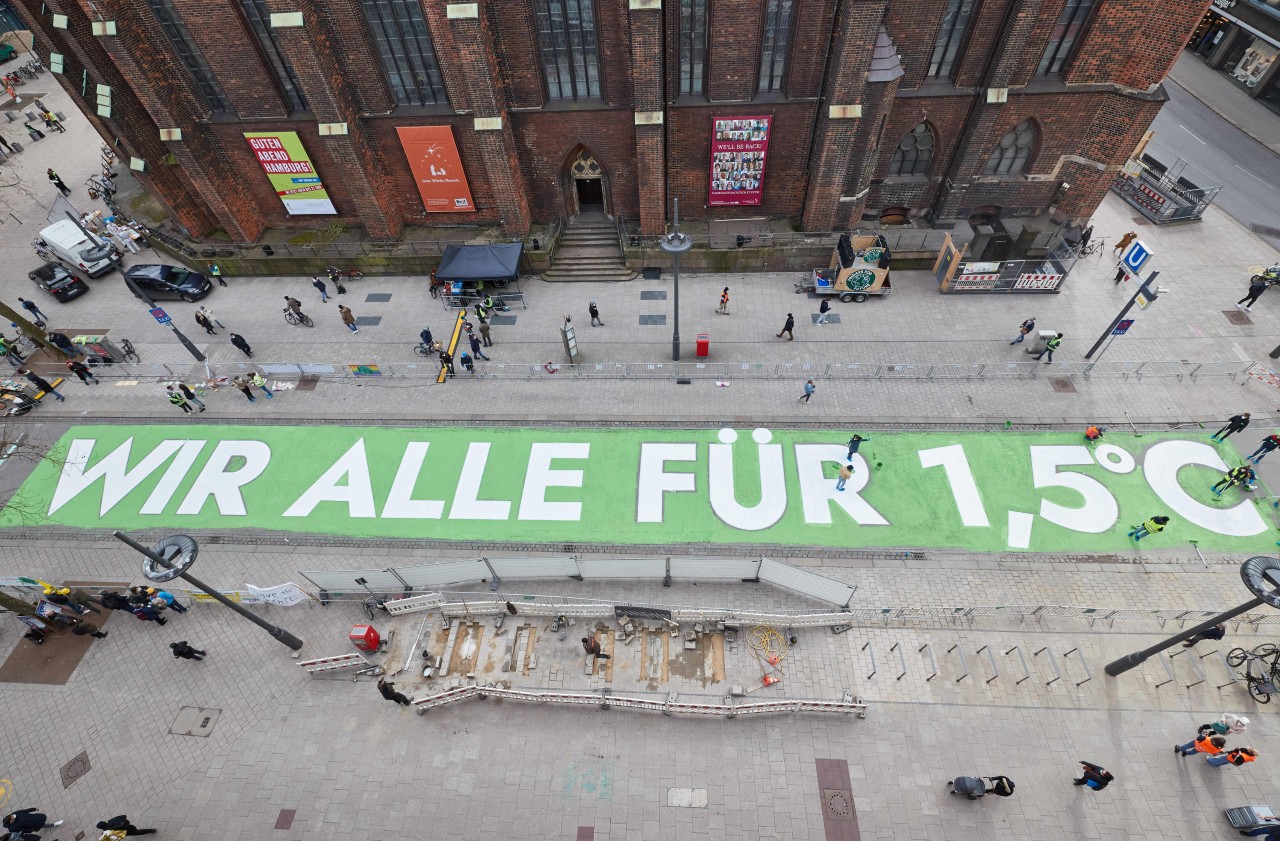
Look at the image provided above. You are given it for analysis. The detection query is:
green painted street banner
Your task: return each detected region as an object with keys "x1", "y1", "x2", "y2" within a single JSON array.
[{"x1": 3, "y1": 425, "x2": 1277, "y2": 553}]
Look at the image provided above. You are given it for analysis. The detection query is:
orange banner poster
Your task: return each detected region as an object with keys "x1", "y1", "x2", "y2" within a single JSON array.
[{"x1": 397, "y1": 125, "x2": 476, "y2": 213}]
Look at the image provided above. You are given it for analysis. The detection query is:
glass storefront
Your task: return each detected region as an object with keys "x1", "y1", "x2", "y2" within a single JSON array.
[{"x1": 1231, "y1": 37, "x2": 1278, "y2": 88}]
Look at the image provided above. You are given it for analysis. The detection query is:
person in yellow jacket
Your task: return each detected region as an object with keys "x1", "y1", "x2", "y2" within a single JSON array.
[{"x1": 1128, "y1": 515, "x2": 1169, "y2": 541}]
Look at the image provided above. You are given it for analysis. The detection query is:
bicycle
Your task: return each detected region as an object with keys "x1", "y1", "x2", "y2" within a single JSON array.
[
  {"x1": 118, "y1": 339, "x2": 140, "y2": 363},
  {"x1": 1226, "y1": 643, "x2": 1280, "y2": 668},
  {"x1": 363, "y1": 594, "x2": 391, "y2": 621},
  {"x1": 1078, "y1": 237, "x2": 1106, "y2": 257},
  {"x1": 1242, "y1": 659, "x2": 1277, "y2": 703},
  {"x1": 283, "y1": 308, "x2": 314, "y2": 328}
]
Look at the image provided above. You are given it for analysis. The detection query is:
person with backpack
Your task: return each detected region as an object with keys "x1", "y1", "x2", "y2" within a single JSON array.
[
  {"x1": 1248, "y1": 434, "x2": 1280, "y2": 464},
  {"x1": 1072, "y1": 761, "x2": 1112, "y2": 791},
  {"x1": 459, "y1": 351, "x2": 475, "y2": 377},
  {"x1": 132, "y1": 604, "x2": 167, "y2": 625},
  {"x1": 17, "y1": 297, "x2": 47, "y2": 322},
  {"x1": 1211, "y1": 464, "x2": 1255, "y2": 496},
  {"x1": 147, "y1": 587, "x2": 188, "y2": 613}
]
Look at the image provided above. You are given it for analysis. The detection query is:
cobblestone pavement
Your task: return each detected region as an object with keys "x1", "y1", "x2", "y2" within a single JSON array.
[{"x1": 1, "y1": 541, "x2": 1280, "y2": 841}]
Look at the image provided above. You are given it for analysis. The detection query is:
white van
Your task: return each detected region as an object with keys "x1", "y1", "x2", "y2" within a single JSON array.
[{"x1": 38, "y1": 219, "x2": 122, "y2": 278}]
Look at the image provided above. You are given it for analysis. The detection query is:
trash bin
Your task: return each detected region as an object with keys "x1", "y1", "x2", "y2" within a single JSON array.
[
  {"x1": 349, "y1": 624, "x2": 381, "y2": 651},
  {"x1": 696, "y1": 332, "x2": 710, "y2": 357},
  {"x1": 1027, "y1": 329, "x2": 1055, "y2": 355}
]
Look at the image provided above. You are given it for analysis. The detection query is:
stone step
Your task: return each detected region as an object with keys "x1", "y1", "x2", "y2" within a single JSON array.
[
  {"x1": 558, "y1": 232, "x2": 617, "y2": 245},
  {"x1": 542, "y1": 266, "x2": 637, "y2": 281},
  {"x1": 555, "y1": 245, "x2": 626, "y2": 260}
]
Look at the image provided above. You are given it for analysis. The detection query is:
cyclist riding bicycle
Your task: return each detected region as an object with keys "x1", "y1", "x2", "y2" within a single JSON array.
[{"x1": 283, "y1": 296, "x2": 305, "y2": 319}]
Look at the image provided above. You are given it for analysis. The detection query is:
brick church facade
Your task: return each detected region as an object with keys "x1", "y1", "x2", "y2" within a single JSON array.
[{"x1": 13, "y1": 0, "x2": 1206, "y2": 242}]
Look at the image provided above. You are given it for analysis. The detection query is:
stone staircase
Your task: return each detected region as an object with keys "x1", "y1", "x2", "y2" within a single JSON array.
[{"x1": 543, "y1": 213, "x2": 636, "y2": 281}]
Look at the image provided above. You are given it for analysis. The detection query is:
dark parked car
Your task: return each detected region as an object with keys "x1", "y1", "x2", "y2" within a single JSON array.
[
  {"x1": 28, "y1": 261, "x2": 89, "y2": 302},
  {"x1": 124, "y1": 264, "x2": 213, "y2": 302}
]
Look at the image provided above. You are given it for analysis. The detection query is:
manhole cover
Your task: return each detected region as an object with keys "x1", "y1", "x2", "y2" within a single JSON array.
[
  {"x1": 1050, "y1": 378, "x2": 1076, "y2": 393},
  {"x1": 295, "y1": 374, "x2": 320, "y2": 392},
  {"x1": 1224, "y1": 309, "x2": 1253, "y2": 325},
  {"x1": 60, "y1": 750, "x2": 90, "y2": 788},
  {"x1": 822, "y1": 789, "x2": 855, "y2": 820},
  {"x1": 169, "y1": 706, "x2": 221, "y2": 737}
]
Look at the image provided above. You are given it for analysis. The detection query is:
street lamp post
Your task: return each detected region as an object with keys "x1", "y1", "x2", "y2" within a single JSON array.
[
  {"x1": 659, "y1": 198, "x2": 692, "y2": 362},
  {"x1": 113, "y1": 531, "x2": 305, "y2": 651},
  {"x1": 1104, "y1": 556, "x2": 1280, "y2": 676}
]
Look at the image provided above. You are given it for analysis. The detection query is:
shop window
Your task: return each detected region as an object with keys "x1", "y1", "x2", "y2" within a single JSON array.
[
  {"x1": 888, "y1": 123, "x2": 934, "y2": 176},
  {"x1": 984, "y1": 120, "x2": 1036, "y2": 176},
  {"x1": 678, "y1": 0, "x2": 708, "y2": 95},
  {"x1": 534, "y1": 0, "x2": 601, "y2": 100},
  {"x1": 758, "y1": 0, "x2": 795, "y2": 92},
  {"x1": 360, "y1": 0, "x2": 448, "y2": 106},
  {"x1": 1037, "y1": 0, "x2": 1096, "y2": 76},
  {"x1": 1232, "y1": 40, "x2": 1278, "y2": 89},
  {"x1": 927, "y1": 0, "x2": 975, "y2": 78}
]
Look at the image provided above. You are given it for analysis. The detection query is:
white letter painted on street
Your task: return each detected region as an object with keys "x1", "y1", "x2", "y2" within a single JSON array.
[
  {"x1": 1144, "y1": 440, "x2": 1267, "y2": 536},
  {"x1": 1030, "y1": 445, "x2": 1117, "y2": 533},
  {"x1": 382, "y1": 442, "x2": 445, "y2": 519},
  {"x1": 141, "y1": 440, "x2": 208, "y2": 514},
  {"x1": 282, "y1": 439, "x2": 374, "y2": 518},
  {"x1": 449, "y1": 442, "x2": 511, "y2": 520},
  {"x1": 794, "y1": 444, "x2": 888, "y2": 525},
  {"x1": 176, "y1": 440, "x2": 272, "y2": 516},
  {"x1": 919, "y1": 444, "x2": 990, "y2": 527},
  {"x1": 708, "y1": 431, "x2": 785, "y2": 531},
  {"x1": 50, "y1": 437, "x2": 185, "y2": 516},
  {"x1": 518, "y1": 442, "x2": 589, "y2": 521},
  {"x1": 636, "y1": 443, "x2": 697, "y2": 523}
]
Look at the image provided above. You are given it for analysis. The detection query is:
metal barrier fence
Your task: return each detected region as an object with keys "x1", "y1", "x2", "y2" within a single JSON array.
[
  {"x1": 411, "y1": 684, "x2": 867, "y2": 719},
  {"x1": 82, "y1": 358, "x2": 1259, "y2": 384},
  {"x1": 620, "y1": 220, "x2": 964, "y2": 255},
  {"x1": 1110, "y1": 140, "x2": 1221, "y2": 224},
  {"x1": 298, "y1": 555, "x2": 856, "y2": 609}
]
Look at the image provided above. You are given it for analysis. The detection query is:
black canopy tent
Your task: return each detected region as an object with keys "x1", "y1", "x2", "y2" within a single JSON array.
[{"x1": 435, "y1": 243, "x2": 523, "y2": 288}]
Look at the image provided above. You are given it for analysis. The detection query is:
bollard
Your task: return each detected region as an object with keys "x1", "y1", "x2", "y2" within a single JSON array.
[
  {"x1": 862, "y1": 641, "x2": 877, "y2": 680},
  {"x1": 1154, "y1": 654, "x2": 1175, "y2": 689},
  {"x1": 1065, "y1": 648, "x2": 1092, "y2": 686},
  {"x1": 1034, "y1": 646, "x2": 1061, "y2": 686},
  {"x1": 890, "y1": 642, "x2": 907, "y2": 681},
  {"x1": 977, "y1": 645, "x2": 999, "y2": 684},
  {"x1": 1007, "y1": 646, "x2": 1032, "y2": 685},
  {"x1": 919, "y1": 643, "x2": 938, "y2": 682},
  {"x1": 1185, "y1": 652, "x2": 1207, "y2": 689},
  {"x1": 947, "y1": 644, "x2": 969, "y2": 683}
]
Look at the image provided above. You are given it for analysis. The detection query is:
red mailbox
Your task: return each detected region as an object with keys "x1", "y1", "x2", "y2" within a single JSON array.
[
  {"x1": 695, "y1": 333, "x2": 710, "y2": 358},
  {"x1": 349, "y1": 624, "x2": 381, "y2": 651}
]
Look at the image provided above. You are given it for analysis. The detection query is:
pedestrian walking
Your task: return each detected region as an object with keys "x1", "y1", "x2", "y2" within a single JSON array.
[
  {"x1": 1113, "y1": 231, "x2": 1136, "y2": 254},
  {"x1": 584, "y1": 300, "x2": 604, "y2": 327},
  {"x1": 1212, "y1": 413, "x2": 1252, "y2": 442},
  {"x1": 229, "y1": 333, "x2": 253, "y2": 358},
  {"x1": 1207, "y1": 746, "x2": 1258, "y2": 768},
  {"x1": 72, "y1": 620, "x2": 108, "y2": 639},
  {"x1": 1072, "y1": 761, "x2": 1113, "y2": 791},
  {"x1": 232, "y1": 376, "x2": 256, "y2": 402},
  {"x1": 1128, "y1": 515, "x2": 1170, "y2": 541},
  {"x1": 18, "y1": 297, "x2": 48, "y2": 322},
  {"x1": 1010, "y1": 316, "x2": 1035, "y2": 345},
  {"x1": 208, "y1": 263, "x2": 227, "y2": 287},
  {"x1": 132, "y1": 604, "x2": 167, "y2": 625},
  {"x1": 816, "y1": 298, "x2": 832, "y2": 325},
  {"x1": 846, "y1": 434, "x2": 869, "y2": 460},
  {"x1": 338, "y1": 304, "x2": 358, "y2": 333},
  {"x1": 43, "y1": 111, "x2": 65, "y2": 133},
  {"x1": 438, "y1": 349, "x2": 455, "y2": 379},
  {"x1": 1238, "y1": 277, "x2": 1272, "y2": 311},
  {"x1": 197, "y1": 306, "x2": 223, "y2": 329},
  {"x1": 251, "y1": 371, "x2": 273, "y2": 399},
  {"x1": 582, "y1": 636, "x2": 611, "y2": 659},
  {"x1": 176, "y1": 382, "x2": 205, "y2": 411},
  {"x1": 377, "y1": 678, "x2": 413, "y2": 705},
  {"x1": 169, "y1": 641, "x2": 206, "y2": 661},
  {"x1": 1249, "y1": 434, "x2": 1280, "y2": 464},
  {"x1": 479, "y1": 320, "x2": 492, "y2": 347},
  {"x1": 1033, "y1": 332, "x2": 1062, "y2": 363},
  {"x1": 1175, "y1": 732, "x2": 1226, "y2": 757},
  {"x1": 836, "y1": 462, "x2": 853, "y2": 491},
  {"x1": 18, "y1": 369, "x2": 64, "y2": 401},
  {"x1": 194, "y1": 311, "x2": 215, "y2": 335},
  {"x1": 799, "y1": 378, "x2": 816, "y2": 403},
  {"x1": 66, "y1": 358, "x2": 99, "y2": 384},
  {"x1": 23, "y1": 122, "x2": 45, "y2": 141},
  {"x1": 468, "y1": 333, "x2": 490, "y2": 361},
  {"x1": 312, "y1": 276, "x2": 329, "y2": 302},
  {"x1": 148, "y1": 587, "x2": 188, "y2": 613},
  {"x1": 166, "y1": 385, "x2": 193, "y2": 414},
  {"x1": 459, "y1": 351, "x2": 476, "y2": 377},
  {"x1": 1211, "y1": 464, "x2": 1255, "y2": 496},
  {"x1": 95, "y1": 815, "x2": 156, "y2": 836},
  {"x1": 1182, "y1": 623, "x2": 1226, "y2": 648},
  {"x1": 47, "y1": 167, "x2": 70, "y2": 196},
  {"x1": 718, "y1": 287, "x2": 730, "y2": 315},
  {"x1": 777, "y1": 313, "x2": 795, "y2": 341},
  {"x1": 4, "y1": 809, "x2": 63, "y2": 834},
  {"x1": 0, "y1": 134, "x2": 11, "y2": 153}
]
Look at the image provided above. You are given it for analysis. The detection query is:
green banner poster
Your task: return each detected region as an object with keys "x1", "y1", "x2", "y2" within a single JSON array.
[
  {"x1": 244, "y1": 131, "x2": 337, "y2": 215},
  {"x1": 3, "y1": 425, "x2": 1275, "y2": 553}
]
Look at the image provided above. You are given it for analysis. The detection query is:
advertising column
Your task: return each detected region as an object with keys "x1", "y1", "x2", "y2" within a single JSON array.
[
  {"x1": 708, "y1": 116, "x2": 773, "y2": 207},
  {"x1": 243, "y1": 132, "x2": 337, "y2": 215}
]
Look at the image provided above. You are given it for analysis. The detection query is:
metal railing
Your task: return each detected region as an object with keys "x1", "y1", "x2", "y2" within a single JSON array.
[
  {"x1": 621, "y1": 221, "x2": 966, "y2": 254},
  {"x1": 80, "y1": 358, "x2": 1260, "y2": 383}
]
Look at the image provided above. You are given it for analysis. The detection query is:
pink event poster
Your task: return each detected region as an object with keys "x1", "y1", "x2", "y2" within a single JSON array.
[{"x1": 708, "y1": 116, "x2": 772, "y2": 206}]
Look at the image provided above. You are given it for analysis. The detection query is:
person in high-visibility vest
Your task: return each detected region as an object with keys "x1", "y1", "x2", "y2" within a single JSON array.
[
  {"x1": 1128, "y1": 515, "x2": 1169, "y2": 541},
  {"x1": 1212, "y1": 464, "x2": 1255, "y2": 496},
  {"x1": 1175, "y1": 732, "x2": 1225, "y2": 757},
  {"x1": 1207, "y1": 746, "x2": 1258, "y2": 767}
]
